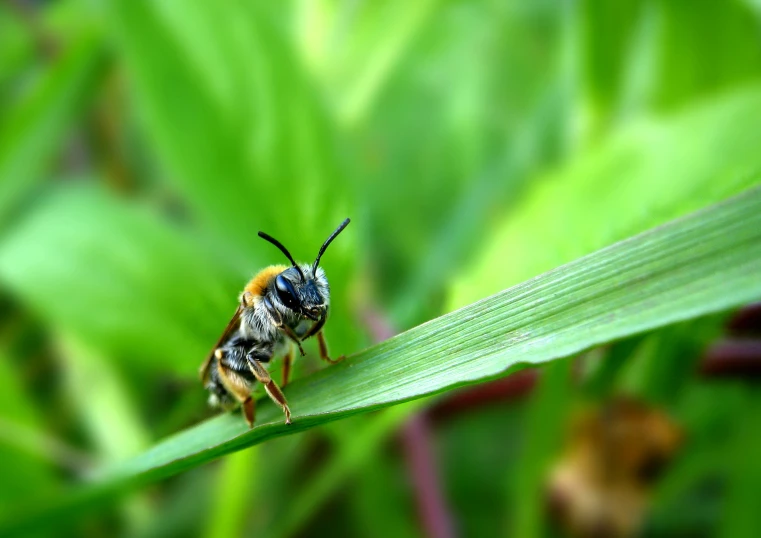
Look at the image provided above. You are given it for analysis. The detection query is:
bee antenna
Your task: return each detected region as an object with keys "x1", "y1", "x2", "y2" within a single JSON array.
[
  {"x1": 312, "y1": 218, "x2": 350, "y2": 276},
  {"x1": 258, "y1": 231, "x2": 305, "y2": 279}
]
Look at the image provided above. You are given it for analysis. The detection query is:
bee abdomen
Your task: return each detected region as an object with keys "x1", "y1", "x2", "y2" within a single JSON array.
[
  {"x1": 205, "y1": 358, "x2": 238, "y2": 410},
  {"x1": 206, "y1": 337, "x2": 276, "y2": 410}
]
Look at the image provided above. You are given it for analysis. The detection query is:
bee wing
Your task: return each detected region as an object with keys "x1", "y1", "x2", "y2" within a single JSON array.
[{"x1": 199, "y1": 305, "x2": 244, "y2": 384}]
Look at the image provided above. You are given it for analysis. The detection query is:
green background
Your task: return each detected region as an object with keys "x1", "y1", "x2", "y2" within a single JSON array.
[{"x1": 1, "y1": 1, "x2": 760, "y2": 536}]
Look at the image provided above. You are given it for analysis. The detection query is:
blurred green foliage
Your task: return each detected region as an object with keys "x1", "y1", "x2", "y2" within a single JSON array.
[{"x1": 1, "y1": 0, "x2": 761, "y2": 537}]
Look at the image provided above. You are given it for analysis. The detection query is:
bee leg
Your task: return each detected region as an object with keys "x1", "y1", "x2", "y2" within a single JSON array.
[
  {"x1": 263, "y1": 297, "x2": 306, "y2": 356},
  {"x1": 280, "y1": 324, "x2": 306, "y2": 357},
  {"x1": 301, "y1": 309, "x2": 327, "y2": 340},
  {"x1": 215, "y1": 355, "x2": 256, "y2": 428},
  {"x1": 247, "y1": 355, "x2": 292, "y2": 425},
  {"x1": 241, "y1": 397, "x2": 255, "y2": 428},
  {"x1": 302, "y1": 311, "x2": 343, "y2": 363},
  {"x1": 316, "y1": 331, "x2": 345, "y2": 365},
  {"x1": 281, "y1": 348, "x2": 294, "y2": 387}
]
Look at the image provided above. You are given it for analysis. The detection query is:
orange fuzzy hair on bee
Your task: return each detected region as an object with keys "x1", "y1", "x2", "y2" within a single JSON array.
[{"x1": 244, "y1": 265, "x2": 288, "y2": 297}]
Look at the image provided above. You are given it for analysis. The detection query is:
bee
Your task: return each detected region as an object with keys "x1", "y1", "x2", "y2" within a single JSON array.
[{"x1": 199, "y1": 218, "x2": 350, "y2": 427}]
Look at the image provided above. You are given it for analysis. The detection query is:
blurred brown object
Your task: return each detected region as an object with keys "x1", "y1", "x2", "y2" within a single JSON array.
[
  {"x1": 700, "y1": 339, "x2": 761, "y2": 379},
  {"x1": 700, "y1": 302, "x2": 761, "y2": 380},
  {"x1": 429, "y1": 369, "x2": 538, "y2": 421},
  {"x1": 725, "y1": 302, "x2": 761, "y2": 336},
  {"x1": 546, "y1": 397, "x2": 682, "y2": 538}
]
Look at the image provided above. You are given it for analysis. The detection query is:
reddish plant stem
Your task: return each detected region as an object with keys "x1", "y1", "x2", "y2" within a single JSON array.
[
  {"x1": 358, "y1": 304, "x2": 457, "y2": 538},
  {"x1": 700, "y1": 339, "x2": 761, "y2": 380},
  {"x1": 401, "y1": 414, "x2": 457, "y2": 538},
  {"x1": 429, "y1": 370, "x2": 538, "y2": 422},
  {"x1": 726, "y1": 302, "x2": 761, "y2": 336}
]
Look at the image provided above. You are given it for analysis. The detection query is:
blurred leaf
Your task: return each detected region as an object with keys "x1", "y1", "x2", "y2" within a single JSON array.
[
  {"x1": 0, "y1": 185, "x2": 235, "y2": 375},
  {"x1": 349, "y1": 445, "x2": 420, "y2": 538},
  {"x1": 581, "y1": 335, "x2": 643, "y2": 397},
  {"x1": 0, "y1": 30, "x2": 102, "y2": 226},
  {"x1": 0, "y1": 351, "x2": 59, "y2": 518},
  {"x1": 4, "y1": 185, "x2": 761, "y2": 533},
  {"x1": 269, "y1": 402, "x2": 423, "y2": 538},
  {"x1": 132, "y1": 466, "x2": 213, "y2": 538},
  {"x1": 438, "y1": 398, "x2": 525, "y2": 537},
  {"x1": 652, "y1": 383, "x2": 761, "y2": 536},
  {"x1": 510, "y1": 359, "x2": 573, "y2": 538},
  {"x1": 105, "y1": 0, "x2": 349, "y2": 250},
  {"x1": 580, "y1": 0, "x2": 761, "y2": 130},
  {"x1": 57, "y1": 335, "x2": 156, "y2": 533},
  {"x1": 0, "y1": 351, "x2": 41, "y2": 425},
  {"x1": 356, "y1": 1, "x2": 568, "y2": 321},
  {"x1": 58, "y1": 336, "x2": 150, "y2": 463},
  {"x1": 390, "y1": 82, "x2": 569, "y2": 326},
  {"x1": 653, "y1": 0, "x2": 761, "y2": 109},
  {"x1": 719, "y1": 391, "x2": 761, "y2": 538},
  {"x1": 619, "y1": 316, "x2": 725, "y2": 402},
  {"x1": 307, "y1": 0, "x2": 441, "y2": 126},
  {"x1": 203, "y1": 446, "x2": 259, "y2": 538},
  {"x1": 580, "y1": 0, "x2": 643, "y2": 119},
  {"x1": 0, "y1": 8, "x2": 35, "y2": 90},
  {"x1": 450, "y1": 85, "x2": 761, "y2": 309}
]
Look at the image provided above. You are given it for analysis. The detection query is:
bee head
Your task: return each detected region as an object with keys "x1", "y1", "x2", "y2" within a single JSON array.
[
  {"x1": 258, "y1": 218, "x2": 350, "y2": 321},
  {"x1": 273, "y1": 266, "x2": 326, "y2": 320}
]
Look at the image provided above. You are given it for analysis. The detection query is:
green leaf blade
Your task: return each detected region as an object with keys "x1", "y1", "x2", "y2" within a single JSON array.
[
  {"x1": 104, "y1": 185, "x2": 761, "y2": 472},
  {"x1": 4, "y1": 185, "x2": 761, "y2": 534}
]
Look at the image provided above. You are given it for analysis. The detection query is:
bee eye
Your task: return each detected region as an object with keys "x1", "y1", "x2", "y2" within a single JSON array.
[{"x1": 275, "y1": 274, "x2": 300, "y2": 310}]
